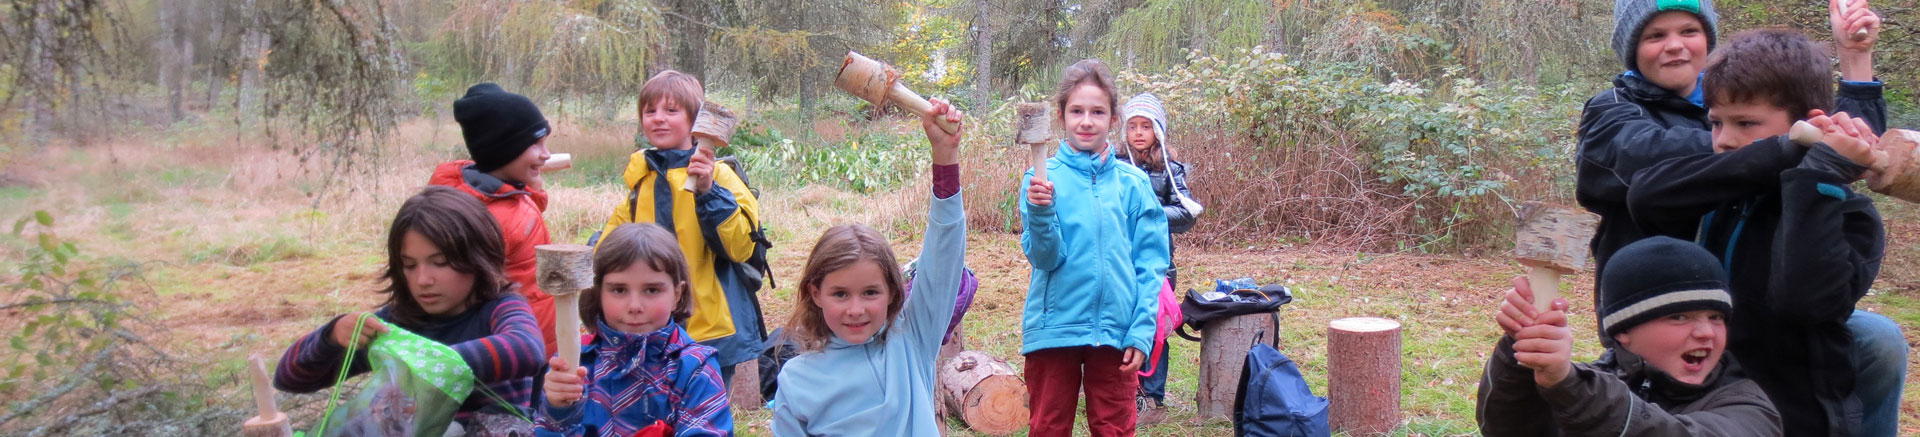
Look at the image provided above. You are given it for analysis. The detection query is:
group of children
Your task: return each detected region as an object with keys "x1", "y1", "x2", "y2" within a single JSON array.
[
  {"x1": 1478, "y1": 0, "x2": 1907, "y2": 435},
  {"x1": 272, "y1": 53, "x2": 1198, "y2": 435}
]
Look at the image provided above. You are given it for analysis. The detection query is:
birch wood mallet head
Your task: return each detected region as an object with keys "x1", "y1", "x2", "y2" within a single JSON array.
[
  {"x1": 1788, "y1": 120, "x2": 1920, "y2": 203},
  {"x1": 834, "y1": 51, "x2": 960, "y2": 134},
  {"x1": 1513, "y1": 202, "x2": 1599, "y2": 312},
  {"x1": 1015, "y1": 102, "x2": 1054, "y2": 182},
  {"x1": 683, "y1": 101, "x2": 740, "y2": 191},
  {"x1": 537, "y1": 244, "x2": 594, "y2": 367},
  {"x1": 241, "y1": 354, "x2": 291, "y2": 437}
]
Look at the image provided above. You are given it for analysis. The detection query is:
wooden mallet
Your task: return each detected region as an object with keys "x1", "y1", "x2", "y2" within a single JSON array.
[
  {"x1": 685, "y1": 101, "x2": 740, "y2": 192},
  {"x1": 1015, "y1": 103, "x2": 1054, "y2": 182},
  {"x1": 241, "y1": 354, "x2": 291, "y2": 437},
  {"x1": 1789, "y1": 120, "x2": 1920, "y2": 203},
  {"x1": 1513, "y1": 202, "x2": 1600, "y2": 312},
  {"x1": 536, "y1": 244, "x2": 594, "y2": 368},
  {"x1": 541, "y1": 153, "x2": 572, "y2": 172},
  {"x1": 834, "y1": 51, "x2": 960, "y2": 135}
]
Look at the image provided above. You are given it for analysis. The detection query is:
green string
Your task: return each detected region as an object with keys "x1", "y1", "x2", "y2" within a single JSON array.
[
  {"x1": 474, "y1": 380, "x2": 533, "y2": 423},
  {"x1": 308, "y1": 313, "x2": 372, "y2": 437}
]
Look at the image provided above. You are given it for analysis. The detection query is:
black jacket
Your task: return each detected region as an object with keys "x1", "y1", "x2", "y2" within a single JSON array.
[
  {"x1": 1476, "y1": 336, "x2": 1781, "y2": 437},
  {"x1": 1574, "y1": 74, "x2": 1887, "y2": 329},
  {"x1": 1115, "y1": 153, "x2": 1196, "y2": 234},
  {"x1": 1625, "y1": 136, "x2": 1883, "y2": 437}
]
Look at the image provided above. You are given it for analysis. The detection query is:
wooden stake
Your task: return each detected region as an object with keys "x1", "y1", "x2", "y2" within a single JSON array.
[
  {"x1": 1328, "y1": 317, "x2": 1402, "y2": 436},
  {"x1": 536, "y1": 244, "x2": 594, "y2": 368}
]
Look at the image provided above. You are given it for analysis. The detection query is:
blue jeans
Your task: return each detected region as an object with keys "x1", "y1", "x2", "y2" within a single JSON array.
[
  {"x1": 1849, "y1": 310, "x2": 1906, "y2": 437},
  {"x1": 1138, "y1": 337, "x2": 1170, "y2": 402}
]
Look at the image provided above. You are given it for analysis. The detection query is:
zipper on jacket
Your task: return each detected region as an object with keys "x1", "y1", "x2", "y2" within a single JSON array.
[{"x1": 1092, "y1": 166, "x2": 1106, "y2": 347}]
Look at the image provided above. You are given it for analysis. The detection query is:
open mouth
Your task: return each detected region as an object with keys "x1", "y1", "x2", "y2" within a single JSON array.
[{"x1": 1681, "y1": 348, "x2": 1710, "y2": 366}]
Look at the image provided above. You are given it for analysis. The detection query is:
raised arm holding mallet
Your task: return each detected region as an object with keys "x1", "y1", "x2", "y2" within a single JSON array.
[
  {"x1": 1512, "y1": 203, "x2": 1599, "y2": 312},
  {"x1": 536, "y1": 244, "x2": 594, "y2": 369},
  {"x1": 834, "y1": 51, "x2": 960, "y2": 135}
]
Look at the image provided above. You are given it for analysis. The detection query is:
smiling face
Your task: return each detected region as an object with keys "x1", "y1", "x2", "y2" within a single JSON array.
[
  {"x1": 641, "y1": 99, "x2": 694, "y2": 150},
  {"x1": 810, "y1": 259, "x2": 893, "y2": 344},
  {"x1": 1614, "y1": 309, "x2": 1727, "y2": 384},
  {"x1": 1061, "y1": 84, "x2": 1118, "y2": 153},
  {"x1": 596, "y1": 261, "x2": 683, "y2": 335},
  {"x1": 1634, "y1": 11, "x2": 1710, "y2": 95},
  {"x1": 399, "y1": 230, "x2": 476, "y2": 317},
  {"x1": 487, "y1": 138, "x2": 550, "y2": 186},
  {"x1": 1708, "y1": 100, "x2": 1794, "y2": 153}
]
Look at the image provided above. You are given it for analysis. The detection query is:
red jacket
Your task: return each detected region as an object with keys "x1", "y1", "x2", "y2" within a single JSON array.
[{"x1": 428, "y1": 160, "x2": 556, "y2": 357}]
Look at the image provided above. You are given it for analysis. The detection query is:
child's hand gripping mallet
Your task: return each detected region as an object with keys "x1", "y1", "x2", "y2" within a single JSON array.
[
  {"x1": 1841, "y1": 0, "x2": 1870, "y2": 41},
  {"x1": 1513, "y1": 202, "x2": 1600, "y2": 312},
  {"x1": 834, "y1": 51, "x2": 960, "y2": 135},
  {"x1": 1789, "y1": 120, "x2": 1920, "y2": 203},
  {"x1": 241, "y1": 354, "x2": 291, "y2": 437},
  {"x1": 1015, "y1": 103, "x2": 1054, "y2": 182},
  {"x1": 684, "y1": 101, "x2": 740, "y2": 192},
  {"x1": 536, "y1": 244, "x2": 594, "y2": 369}
]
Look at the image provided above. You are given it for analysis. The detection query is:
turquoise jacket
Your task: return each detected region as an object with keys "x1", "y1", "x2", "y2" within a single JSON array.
[
  {"x1": 1020, "y1": 140, "x2": 1170, "y2": 355},
  {"x1": 769, "y1": 191, "x2": 967, "y2": 436}
]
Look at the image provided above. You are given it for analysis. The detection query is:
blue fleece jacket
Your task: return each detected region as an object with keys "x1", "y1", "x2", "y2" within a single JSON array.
[
  {"x1": 1020, "y1": 140, "x2": 1170, "y2": 355},
  {"x1": 769, "y1": 190, "x2": 966, "y2": 436}
]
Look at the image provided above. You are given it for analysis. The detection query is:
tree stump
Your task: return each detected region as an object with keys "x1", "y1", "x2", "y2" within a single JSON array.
[
  {"x1": 730, "y1": 362, "x2": 762, "y2": 411},
  {"x1": 1327, "y1": 317, "x2": 1402, "y2": 436},
  {"x1": 1194, "y1": 312, "x2": 1278, "y2": 425},
  {"x1": 937, "y1": 350, "x2": 1029, "y2": 435}
]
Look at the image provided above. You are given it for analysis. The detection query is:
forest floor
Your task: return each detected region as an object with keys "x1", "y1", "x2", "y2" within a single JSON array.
[{"x1": 2, "y1": 117, "x2": 1916, "y2": 436}]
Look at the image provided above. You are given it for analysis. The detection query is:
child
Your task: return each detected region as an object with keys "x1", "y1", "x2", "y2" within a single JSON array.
[
  {"x1": 1476, "y1": 236, "x2": 1781, "y2": 436},
  {"x1": 768, "y1": 99, "x2": 966, "y2": 435},
  {"x1": 1624, "y1": 29, "x2": 1904, "y2": 436},
  {"x1": 1020, "y1": 59, "x2": 1171, "y2": 436},
  {"x1": 1114, "y1": 91, "x2": 1198, "y2": 426},
  {"x1": 533, "y1": 224, "x2": 732, "y2": 436},
  {"x1": 428, "y1": 82, "x2": 559, "y2": 357},
  {"x1": 598, "y1": 70, "x2": 764, "y2": 383},
  {"x1": 274, "y1": 186, "x2": 545, "y2": 424},
  {"x1": 1574, "y1": 0, "x2": 1884, "y2": 321}
]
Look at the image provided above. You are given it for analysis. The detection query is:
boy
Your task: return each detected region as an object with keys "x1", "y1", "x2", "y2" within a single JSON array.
[
  {"x1": 428, "y1": 82, "x2": 557, "y2": 356},
  {"x1": 1575, "y1": 0, "x2": 1884, "y2": 318},
  {"x1": 1624, "y1": 29, "x2": 1904, "y2": 436},
  {"x1": 1477, "y1": 236, "x2": 1781, "y2": 436}
]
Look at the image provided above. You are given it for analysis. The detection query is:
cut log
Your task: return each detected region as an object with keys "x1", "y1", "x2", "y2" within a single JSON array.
[
  {"x1": 1194, "y1": 312, "x2": 1278, "y2": 425},
  {"x1": 937, "y1": 350, "x2": 1029, "y2": 435},
  {"x1": 1328, "y1": 317, "x2": 1402, "y2": 436},
  {"x1": 730, "y1": 362, "x2": 762, "y2": 411}
]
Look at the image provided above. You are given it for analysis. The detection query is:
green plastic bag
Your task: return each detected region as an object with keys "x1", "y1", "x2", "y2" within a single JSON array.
[{"x1": 310, "y1": 315, "x2": 475, "y2": 437}]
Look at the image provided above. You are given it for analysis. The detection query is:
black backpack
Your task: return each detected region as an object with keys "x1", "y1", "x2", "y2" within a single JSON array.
[{"x1": 1175, "y1": 284, "x2": 1293, "y2": 342}]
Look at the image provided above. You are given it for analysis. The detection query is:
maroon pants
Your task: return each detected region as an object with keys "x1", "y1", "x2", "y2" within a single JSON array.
[{"x1": 1024, "y1": 346, "x2": 1138, "y2": 437}]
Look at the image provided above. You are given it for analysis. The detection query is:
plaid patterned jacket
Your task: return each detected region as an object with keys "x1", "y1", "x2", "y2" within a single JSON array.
[{"x1": 535, "y1": 321, "x2": 732, "y2": 436}]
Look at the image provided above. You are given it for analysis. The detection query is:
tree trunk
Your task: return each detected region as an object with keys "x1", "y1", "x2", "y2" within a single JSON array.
[
  {"x1": 1327, "y1": 317, "x2": 1401, "y2": 436},
  {"x1": 25, "y1": 0, "x2": 58, "y2": 142},
  {"x1": 937, "y1": 350, "x2": 1027, "y2": 435},
  {"x1": 236, "y1": 24, "x2": 269, "y2": 121},
  {"x1": 1194, "y1": 312, "x2": 1277, "y2": 424},
  {"x1": 970, "y1": 0, "x2": 992, "y2": 111}
]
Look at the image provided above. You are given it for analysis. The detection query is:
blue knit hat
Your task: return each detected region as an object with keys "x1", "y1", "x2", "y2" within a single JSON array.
[{"x1": 1611, "y1": 0, "x2": 1719, "y2": 73}]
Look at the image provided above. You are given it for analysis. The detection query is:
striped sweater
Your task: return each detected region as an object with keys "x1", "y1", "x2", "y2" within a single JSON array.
[{"x1": 273, "y1": 294, "x2": 545, "y2": 414}]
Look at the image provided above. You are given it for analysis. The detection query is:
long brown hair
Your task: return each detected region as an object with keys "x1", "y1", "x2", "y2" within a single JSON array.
[
  {"x1": 785, "y1": 224, "x2": 906, "y2": 352},
  {"x1": 581, "y1": 223, "x2": 694, "y2": 334},
  {"x1": 1052, "y1": 58, "x2": 1119, "y2": 122},
  {"x1": 381, "y1": 186, "x2": 509, "y2": 326}
]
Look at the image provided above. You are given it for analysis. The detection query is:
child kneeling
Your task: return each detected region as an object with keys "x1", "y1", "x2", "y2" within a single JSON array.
[
  {"x1": 1476, "y1": 236, "x2": 1780, "y2": 436},
  {"x1": 534, "y1": 224, "x2": 732, "y2": 436}
]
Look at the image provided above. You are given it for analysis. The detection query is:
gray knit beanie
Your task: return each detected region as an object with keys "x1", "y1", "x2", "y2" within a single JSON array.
[{"x1": 1612, "y1": 0, "x2": 1719, "y2": 73}]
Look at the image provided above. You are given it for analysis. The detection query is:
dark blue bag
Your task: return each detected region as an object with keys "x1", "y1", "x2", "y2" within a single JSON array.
[{"x1": 1232, "y1": 333, "x2": 1331, "y2": 437}]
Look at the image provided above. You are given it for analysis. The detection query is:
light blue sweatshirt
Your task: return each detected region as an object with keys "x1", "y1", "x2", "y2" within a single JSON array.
[
  {"x1": 1020, "y1": 140, "x2": 1170, "y2": 355},
  {"x1": 769, "y1": 191, "x2": 966, "y2": 436}
]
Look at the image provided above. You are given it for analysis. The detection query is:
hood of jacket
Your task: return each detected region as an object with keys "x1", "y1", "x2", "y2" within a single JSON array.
[{"x1": 429, "y1": 160, "x2": 549, "y2": 210}]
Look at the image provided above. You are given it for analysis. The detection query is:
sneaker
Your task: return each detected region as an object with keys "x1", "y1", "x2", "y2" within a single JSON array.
[{"x1": 1134, "y1": 395, "x2": 1167, "y2": 427}]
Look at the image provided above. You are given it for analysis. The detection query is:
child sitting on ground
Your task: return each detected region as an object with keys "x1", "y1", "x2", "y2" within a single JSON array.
[
  {"x1": 1476, "y1": 236, "x2": 1780, "y2": 436},
  {"x1": 1624, "y1": 28, "x2": 1902, "y2": 436},
  {"x1": 768, "y1": 99, "x2": 967, "y2": 435},
  {"x1": 534, "y1": 224, "x2": 731, "y2": 436}
]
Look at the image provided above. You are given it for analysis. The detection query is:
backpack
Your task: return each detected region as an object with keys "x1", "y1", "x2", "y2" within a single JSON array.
[
  {"x1": 617, "y1": 154, "x2": 777, "y2": 293},
  {"x1": 1175, "y1": 279, "x2": 1293, "y2": 342},
  {"x1": 1232, "y1": 331, "x2": 1331, "y2": 437}
]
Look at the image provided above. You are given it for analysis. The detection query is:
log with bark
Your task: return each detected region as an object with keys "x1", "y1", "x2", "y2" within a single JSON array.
[{"x1": 1193, "y1": 312, "x2": 1278, "y2": 424}]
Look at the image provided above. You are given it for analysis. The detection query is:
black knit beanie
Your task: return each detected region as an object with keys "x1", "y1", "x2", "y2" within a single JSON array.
[
  {"x1": 1611, "y1": 0, "x2": 1719, "y2": 73},
  {"x1": 453, "y1": 83, "x2": 550, "y2": 172},
  {"x1": 1598, "y1": 236, "x2": 1733, "y2": 337}
]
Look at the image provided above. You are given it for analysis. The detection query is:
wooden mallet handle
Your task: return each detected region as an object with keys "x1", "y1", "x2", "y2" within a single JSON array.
[
  {"x1": 242, "y1": 354, "x2": 292, "y2": 437},
  {"x1": 835, "y1": 51, "x2": 960, "y2": 135},
  {"x1": 536, "y1": 244, "x2": 595, "y2": 368},
  {"x1": 1526, "y1": 266, "x2": 1562, "y2": 313}
]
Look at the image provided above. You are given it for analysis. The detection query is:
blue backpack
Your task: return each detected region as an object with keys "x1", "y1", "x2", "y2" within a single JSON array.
[{"x1": 1233, "y1": 333, "x2": 1330, "y2": 437}]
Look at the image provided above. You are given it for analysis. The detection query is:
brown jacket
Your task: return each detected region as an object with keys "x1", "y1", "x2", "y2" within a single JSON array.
[{"x1": 1476, "y1": 336, "x2": 1781, "y2": 437}]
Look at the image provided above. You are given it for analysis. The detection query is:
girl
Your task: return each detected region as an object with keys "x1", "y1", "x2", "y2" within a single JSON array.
[
  {"x1": 274, "y1": 185, "x2": 545, "y2": 426},
  {"x1": 534, "y1": 224, "x2": 732, "y2": 437},
  {"x1": 769, "y1": 100, "x2": 966, "y2": 436},
  {"x1": 597, "y1": 70, "x2": 764, "y2": 383},
  {"x1": 1114, "y1": 92, "x2": 1198, "y2": 425},
  {"x1": 1020, "y1": 59, "x2": 1170, "y2": 437}
]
